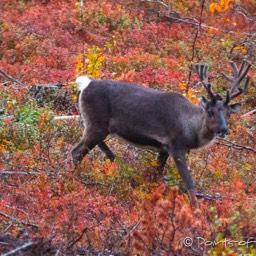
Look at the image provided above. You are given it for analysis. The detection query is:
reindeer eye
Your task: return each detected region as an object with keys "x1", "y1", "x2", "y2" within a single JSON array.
[{"x1": 208, "y1": 110, "x2": 214, "y2": 117}]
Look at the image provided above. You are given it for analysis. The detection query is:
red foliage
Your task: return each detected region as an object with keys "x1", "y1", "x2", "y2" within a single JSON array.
[{"x1": 0, "y1": 0, "x2": 255, "y2": 254}]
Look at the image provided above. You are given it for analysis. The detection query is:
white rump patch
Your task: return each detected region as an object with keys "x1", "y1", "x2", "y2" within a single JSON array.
[{"x1": 76, "y1": 76, "x2": 91, "y2": 92}]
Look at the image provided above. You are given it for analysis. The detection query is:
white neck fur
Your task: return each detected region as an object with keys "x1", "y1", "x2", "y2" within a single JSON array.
[{"x1": 76, "y1": 76, "x2": 91, "y2": 92}]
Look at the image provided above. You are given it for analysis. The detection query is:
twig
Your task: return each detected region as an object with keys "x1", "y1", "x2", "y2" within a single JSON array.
[
  {"x1": 138, "y1": 0, "x2": 255, "y2": 40},
  {"x1": 0, "y1": 170, "x2": 39, "y2": 176},
  {"x1": 128, "y1": 218, "x2": 142, "y2": 235},
  {"x1": 196, "y1": 191, "x2": 222, "y2": 201},
  {"x1": 32, "y1": 83, "x2": 64, "y2": 89},
  {"x1": 0, "y1": 69, "x2": 27, "y2": 89},
  {"x1": 241, "y1": 109, "x2": 256, "y2": 118},
  {"x1": 66, "y1": 228, "x2": 87, "y2": 249},
  {"x1": 3, "y1": 221, "x2": 14, "y2": 232},
  {"x1": 186, "y1": 0, "x2": 206, "y2": 94},
  {"x1": 0, "y1": 242, "x2": 10, "y2": 245},
  {"x1": 66, "y1": 223, "x2": 101, "y2": 250},
  {"x1": 2, "y1": 241, "x2": 34, "y2": 256},
  {"x1": 0, "y1": 211, "x2": 38, "y2": 228},
  {"x1": 54, "y1": 249, "x2": 62, "y2": 256},
  {"x1": 215, "y1": 138, "x2": 256, "y2": 153},
  {"x1": 195, "y1": 191, "x2": 255, "y2": 202},
  {"x1": 2, "y1": 115, "x2": 80, "y2": 121},
  {"x1": 53, "y1": 115, "x2": 80, "y2": 120},
  {"x1": 198, "y1": 151, "x2": 213, "y2": 180},
  {"x1": 141, "y1": 0, "x2": 170, "y2": 11}
]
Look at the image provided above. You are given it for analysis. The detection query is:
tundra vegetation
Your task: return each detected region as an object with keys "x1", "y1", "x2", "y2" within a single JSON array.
[{"x1": 0, "y1": 0, "x2": 255, "y2": 255}]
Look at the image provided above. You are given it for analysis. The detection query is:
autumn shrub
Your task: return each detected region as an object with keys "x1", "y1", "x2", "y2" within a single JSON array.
[{"x1": 130, "y1": 185, "x2": 256, "y2": 255}]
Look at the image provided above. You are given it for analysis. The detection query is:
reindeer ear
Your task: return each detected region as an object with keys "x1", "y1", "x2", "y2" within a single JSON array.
[
  {"x1": 229, "y1": 103, "x2": 242, "y2": 113},
  {"x1": 199, "y1": 96, "x2": 209, "y2": 108}
]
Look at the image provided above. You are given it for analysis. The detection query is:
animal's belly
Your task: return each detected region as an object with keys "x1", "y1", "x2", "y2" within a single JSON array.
[
  {"x1": 113, "y1": 132, "x2": 163, "y2": 152},
  {"x1": 109, "y1": 119, "x2": 169, "y2": 152}
]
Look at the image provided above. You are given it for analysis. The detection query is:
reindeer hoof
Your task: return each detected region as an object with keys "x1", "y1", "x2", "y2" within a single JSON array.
[{"x1": 71, "y1": 152, "x2": 82, "y2": 166}]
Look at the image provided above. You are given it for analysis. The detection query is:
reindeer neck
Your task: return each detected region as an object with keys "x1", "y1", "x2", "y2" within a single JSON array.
[{"x1": 196, "y1": 109, "x2": 215, "y2": 148}]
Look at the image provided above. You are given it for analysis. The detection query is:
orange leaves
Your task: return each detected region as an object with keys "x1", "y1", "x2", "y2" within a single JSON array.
[
  {"x1": 102, "y1": 161, "x2": 119, "y2": 176},
  {"x1": 37, "y1": 173, "x2": 48, "y2": 194},
  {"x1": 225, "y1": 17, "x2": 231, "y2": 23},
  {"x1": 209, "y1": 0, "x2": 238, "y2": 13},
  {"x1": 118, "y1": 70, "x2": 136, "y2": 83},
  {"x1": 233, "y1": 177, "x2": 246, "y2": 190},
  {"x1": 233, "y1": 45, "x2": 247, "y2": 55},
  {"x1": 179, "y1": 81, "x2": 187, "y2": 92},
  {"x1": 179, "y1": 81, "x2": 197, "y2": 103},
  {"x1": 208, "y1": 27, "x2": 220, "y2": 35},
  {"x1": 37, "y1": 112, "x2": 52, "y2": 132},
  {"x1": 0, "y1": 144, "x2": 4, "y2": 154},
  {"x1": 209, "y1": 3, "x2": 222, "y2": 13},
  {"x1": 220, "y1": 0, "x2": 237, "y2": 10},
  {"x1": 131, "y1": 185, "x2": 212, "y2": 255}
]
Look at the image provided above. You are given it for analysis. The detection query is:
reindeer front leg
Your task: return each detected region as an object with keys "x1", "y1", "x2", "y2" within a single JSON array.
[
  {"x1": 170, "y1": 149, "x2": 198, "y2": 208},
  {"x1": 72, "y1": 128, "x2": 108, "y2": 166},
  {"x1": 157, "y1": 151, "x2": 169, "y2": 172}
]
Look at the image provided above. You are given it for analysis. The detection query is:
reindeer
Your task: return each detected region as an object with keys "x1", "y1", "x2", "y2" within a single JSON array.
[{"x1": 72, "y1": 61, "x2": 251, "y2": 207}]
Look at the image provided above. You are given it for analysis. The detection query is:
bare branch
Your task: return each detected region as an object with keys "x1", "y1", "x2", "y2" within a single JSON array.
[
  {"x1": 0, "y1": 170, "x2": 39, "y2": 176},
  {"x1": 186, "y1": 0, "x2": 206, "y2": 94},
  {"x1": 54, "y1": 115, "x2": 80, "y2": 120},
  {"x1": 2, "y1": 241, "x2": 34, "y2": 256},
  {"x1": 196, "y1": 191, "x2": 222, "y2": 201},
  {"x1": 66, "y1": 228, "x2": 87, "y2": 249},
  {"x1": 241, "y1": 108, "x2": 256, "y2": 118},
  {"x1": 215, "y1": 138, "x2": 256, "y2": 153},
  {"x1": 141, "y1": 0, "x2": 170, "y2": 11},
  {"x1": 0, "y1": 211, "x2": 38, "y2": 228},
  {"x1": 2, "y1": 115, "x2": 80, "y2": 122},
  {"x1": 0, "y1": 69, "x2": 28, "y2": 89},
  {"x1": 140, "y1": 0, "x2": 254, "y2": 37}
]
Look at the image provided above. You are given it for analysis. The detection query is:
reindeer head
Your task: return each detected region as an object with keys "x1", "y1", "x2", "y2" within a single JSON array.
[{"x1": 194, "y1": 61, "x2": 251, "y2": 139}]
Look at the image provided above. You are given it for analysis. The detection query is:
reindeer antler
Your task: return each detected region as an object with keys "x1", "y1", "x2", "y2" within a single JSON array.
[
  {"x1": 221, "y1": 60, "x2": 251, "y2": 104},
  {"x1": 193, "y1": 64, "x2": 218, "y2": 102}
]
